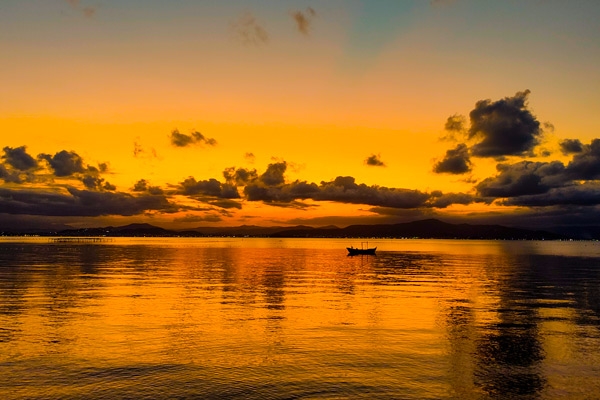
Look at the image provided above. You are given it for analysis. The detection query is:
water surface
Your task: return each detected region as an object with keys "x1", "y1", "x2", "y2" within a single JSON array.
[{"x1": 1, "y1": 238, "x2": 599, "y2": 399}]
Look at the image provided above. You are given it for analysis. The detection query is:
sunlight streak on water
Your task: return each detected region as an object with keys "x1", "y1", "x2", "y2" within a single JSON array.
[{"x1": 1, "y1": 238, "x2": 600, "y2": 399}]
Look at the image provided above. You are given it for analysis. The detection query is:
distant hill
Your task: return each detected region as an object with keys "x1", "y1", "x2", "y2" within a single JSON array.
[
  {"x1": 269, "y1": 218, "x2": 567, "y2": 240},
  {"x1": 0, "y1": 218, "x2": 577, "y2": 240}
]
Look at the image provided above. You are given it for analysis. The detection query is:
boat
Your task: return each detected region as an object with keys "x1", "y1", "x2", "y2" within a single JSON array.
[{"x1": 347, "y1": 243, "x2": 377, "y2": 255}]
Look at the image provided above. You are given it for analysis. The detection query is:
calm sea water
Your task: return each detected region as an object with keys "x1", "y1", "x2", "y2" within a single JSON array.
[{"x1": 1, "y1": 238, "x2": 599, "y2": 399}]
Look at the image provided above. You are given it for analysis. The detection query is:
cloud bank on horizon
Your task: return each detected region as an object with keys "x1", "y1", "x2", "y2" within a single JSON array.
[{"x1": 2, "y1": 89, "x2": 600, "y2": 229}]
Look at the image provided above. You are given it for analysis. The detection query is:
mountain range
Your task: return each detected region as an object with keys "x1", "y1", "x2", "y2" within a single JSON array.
[{"x1": 1, "y1": 219, "x2": 585, "y2": 240}]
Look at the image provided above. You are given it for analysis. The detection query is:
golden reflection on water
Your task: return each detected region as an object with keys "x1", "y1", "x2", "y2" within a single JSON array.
[{"x1": 1, "y1": 238, "x2": 600, "y2": 399}]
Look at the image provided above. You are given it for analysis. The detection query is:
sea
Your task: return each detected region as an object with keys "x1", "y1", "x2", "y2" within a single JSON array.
[{"x1": 1, "y1": 237, "x2": 599, "y2": 399}]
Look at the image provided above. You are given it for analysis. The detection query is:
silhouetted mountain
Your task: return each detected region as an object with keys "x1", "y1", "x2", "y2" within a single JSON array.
[
  {"x1": 0, "y1": 219, "x2": 576, "y2": 239},
  {"x1": 270, "y1": 219, "x2": 567, "y2": 240}
]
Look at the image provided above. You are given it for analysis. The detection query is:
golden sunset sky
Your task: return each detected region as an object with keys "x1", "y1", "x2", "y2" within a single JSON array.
[{"x1": 1, "y1": 0, "x2": 600, "y2": 230}]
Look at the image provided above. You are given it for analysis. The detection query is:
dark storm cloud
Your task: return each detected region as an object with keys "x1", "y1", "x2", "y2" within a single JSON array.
[
  {"x1": 503, "y1": 183, "x2": 600, "y2": 207},
  {"x1": 560, "y1": 139, "x2": 584, "y2": 155},
  {"x1": 242, "y1": 163, "x2": 473, "y2": 209},
  {"x1": 476, "y1": 161, "x2": 566, "y2": 198},
  {"x1": 564, "y1": 139, "x2": 600, "y2": 180},
  {"x1": 231, "y1": 12, "x2": 269, "y2": 46},
  {"x1": 38, "y1": 150, "x2": 85, "y2": 177},
  {"x1": 292, "y1": 7, "x2": 316, "y2": 35},
  {"x1": 2, "y1": 146, "x2": 38, "y2": 170},
  {"x1": 260, "y1": 161, "x2": 287, "y2": 186},
  {"x1": 433, "y1": 143, "x2": 471, "y2": 174},
  {"x1": 0, "y1": 187, "x2": 176, "y2": 217},
  {"x1": 0, "y1": 165, "x2": 22, "y2": 183},
  {"x1": 316, "y1": 177, "x2": 431, "y2": 208},
  {"x1": 428, "y1": 191, "x2": 475, "y2": 208},
  {"x1": 468, "y1": 90, "x2": 542, "y2": 157},
  {"x1": 81, "y1": 175, "x2": 116, "y2": 192},
  {"x1": 223, "y1": 167, "x2": 258, "y2": 185},
  {"x1": 179, "y1": 177, "x2": 240, "y2": 199},
  {"x1": 132, "y1": 179, "x2": 164, "y2": 195},
  {"x1": 245, "y1": 180, "x2": 319, "y2": 203},
  {"x1": 170, "y1": 129, "x2": 217, "y2": 148},
  {"x1": 365, "y1": 154, "x2": 386, "y2": 167}
]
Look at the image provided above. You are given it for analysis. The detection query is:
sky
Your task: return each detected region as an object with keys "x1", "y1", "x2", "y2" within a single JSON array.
[{"x1": 1, "y1": 0, "x2": 600, "y2": 231}]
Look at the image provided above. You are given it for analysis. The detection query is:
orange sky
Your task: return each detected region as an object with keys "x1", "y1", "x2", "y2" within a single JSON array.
[{"x1": 1, "y1": 1, "x2": 600, "y2": 231}]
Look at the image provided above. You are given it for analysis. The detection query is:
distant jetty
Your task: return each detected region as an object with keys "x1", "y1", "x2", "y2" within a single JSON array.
[{"x1": 49, "y1": 237, "x2": 112, "y2": 243}]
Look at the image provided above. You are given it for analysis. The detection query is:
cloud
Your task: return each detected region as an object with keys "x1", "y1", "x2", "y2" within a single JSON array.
[
  {"x1": 244, "y1": 152, "x2": 256, "y2": 163},
  {"x1": 468, "y1": 90, "x2": 542, "y2": 157},
  {"x1": 82, "y1": 175, "x2": 116, "y2": 191},
  {"x1": 132, "y1": 179, "x2": 164, "y2": 195},
  {"x1": 564, "y1": 139, "x2": 600, "y2": 180},
  {"x1": 433, "y1": 143, "x2": 471, "y2": 174},
  {"x1": 0, "y1": 165, "x2": 22, "y2": 184},
  {"x1": 231, "y1": 12, "x2": 269, "y2": 46},
  {"x1": 260, "y1": 161, "x2": 287, "y2": 186},
  {"x1": 559, "y1": 139, "x2": 584, "y2": 155},
  {"x1": 2, "y1": 146, "x2": 38, "y2": 171},
  {"x1": 243, "y1": 172, "x2": 472, "y2": 209},
  {"x1": 179, "y1": 177, "x2": 240, "y2": 199},
  {"x1": 476, "y1": 161, "x2": 565, "y2": 198},
  {"x1": 38, "y1": 150, "x2": 85, "y2": 177},
  {"x1": 133, "y1": 139, "x2": 159, "y2": 159},
  {"x1": 365, "y1": 154, "x2": 386, "y2": 167},
  {"x1": 444, "y1": 114, "x2": 467, "y2": 137},
  {"x1": 169, "y1": 129, "x2": 217, "y2": 148},
  {"x1": 503, "y1": 182, "x2": 600, "y2": 207},
  {"x1": 291, "y1": 7, "x2": 316, "y2": 36},
  {"x1": 223, "y1": 167, "x2": 258, "y2": 186},
  {"x1": 0, "y1": 187, "x2": 176, "y2": 217}
]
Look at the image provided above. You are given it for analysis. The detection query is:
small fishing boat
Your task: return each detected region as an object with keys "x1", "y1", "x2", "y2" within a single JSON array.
[{"x1": 347, "y1": 242, "x2": 376, "y2": 255}]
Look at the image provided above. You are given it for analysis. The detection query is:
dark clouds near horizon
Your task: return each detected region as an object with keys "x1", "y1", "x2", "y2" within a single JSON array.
[{"x1": 5, "y1": 87, "x2": 600, "y2": 228}]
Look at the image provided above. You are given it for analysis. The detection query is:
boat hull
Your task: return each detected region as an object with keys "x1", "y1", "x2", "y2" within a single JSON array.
[{"x1": 347, "y1": 247, "x2": 376, "y2": 255}]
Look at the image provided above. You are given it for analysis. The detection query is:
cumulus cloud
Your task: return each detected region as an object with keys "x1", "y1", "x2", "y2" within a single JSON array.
[
  {"x1": 468, "y1": 90, "x2": 542, "y2": 157},
  {"x1": 132, "y1": 179, "x2": 164, "y2": 195},
  {"x1": 564, "y1": 139, "x2": 600, "y2": 180},
  {"x1": 476, "y1": 161, "x2": 565, "y2": 198},
  {"x1": 560, "y1": 139, "x2": 584, "y2": 155},
  {"x1": 433, "y1": 143, "x2": 471, "y2": 174},
  {"x1": 0, "y1": 164, "x2": 22, "y2": 183},
  {"x1": 291, "y1": 7, "x2": 316, "y2": 35},
  {"x1": 82, "y1": 175, "x2": 116, "y2": 192},
  {"x1": 179, "y1": 177, "x2": 240, "y2": 199},
  {"x1": 231, "y1": 12, "x2": 269, "y2": 46},
  {"x1": 365, "y1": 154, "x2": 386, "y2": 167},
  {"x1": 259, "y1": 161, "x2": 287, "y2": 186},
  {"x1": 243, "y1": 171, "x2": 472, "y2": 209},
  {"x1": 169, "y1": 129, "x2": 217, "y2": 148},
  {"x1": 38, "y1": 150, "x2": 85, "y2": 177},
  {"x1": 244, "y1": 152, "x2": 256, "y2": 163},
  {"x1": 223, "y1": 167, "x2": 258, "y2": 186},
  {"x1": 503, "y1": 183, "x2": 600, "y2": 207},
  {"x1": 2, "y1": 146, "x2": 38, "y2": 171}
]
